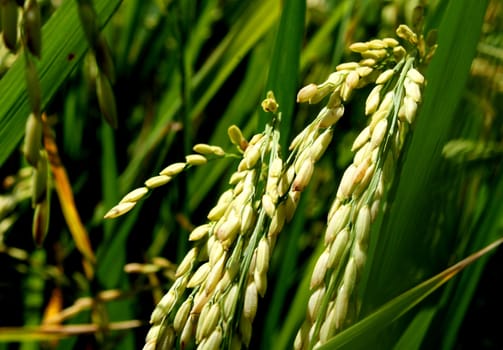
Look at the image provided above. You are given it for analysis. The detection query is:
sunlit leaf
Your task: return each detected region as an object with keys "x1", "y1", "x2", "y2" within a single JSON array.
[{"x1": 318, "y1": 237, "x2": 503, "y2": 350}]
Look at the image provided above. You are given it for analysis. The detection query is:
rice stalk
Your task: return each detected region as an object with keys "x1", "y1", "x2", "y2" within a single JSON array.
[
  {"x1": 294, "y1": 22, "x2": 436, "y2": 349},
  {"x1": 107, "y1": 86, "x2": 344, "y2": 348},
  {"x1": 103, "y1": 17, "x2": 439, "y2": 348}
]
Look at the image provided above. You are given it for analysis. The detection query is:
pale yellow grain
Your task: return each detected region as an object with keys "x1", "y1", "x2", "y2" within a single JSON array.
[
  {"x1": 185, "y1": 154, "x2": 207, "y2": 166},
  {"x1": 187, "y1": 262, "x2": 211, "y2": 288},
  {"x1": 160, "y1": 162, "x2": 186, "y2": 176},
  {"x1": 144, "y1": 175, "x2": 172, "y2": 188}
]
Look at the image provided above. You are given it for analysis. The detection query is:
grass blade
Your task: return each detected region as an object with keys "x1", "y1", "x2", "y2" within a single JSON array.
[
  {"x1": 42, "y1": 118, "x2": 95, "y2": 272},
  {"x1": 260, "y1": 0, "x2": 305, "y2": 148},
  {"x1": 0, "y1": 0, "x2": 121, "y2": 167},
  {"x1": 318, "y1": 237, "x2": 503, "y2": 350}
]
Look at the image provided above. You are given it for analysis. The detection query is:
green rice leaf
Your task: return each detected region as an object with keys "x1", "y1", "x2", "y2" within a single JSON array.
[
  {"x1": 260, "y1": 0, "x2": 305, "y2": 149},
  {"x1": 0, "y1": 0, "x2": 121, "y2": 167},
  {"x1": 318, "y1": 237, "x2": 503, "y2": 350}
]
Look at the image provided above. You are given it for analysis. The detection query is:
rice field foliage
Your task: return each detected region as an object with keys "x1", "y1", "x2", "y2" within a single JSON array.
[{"x1": 0, "y1": 0, "x2": 502, "y2": 349}]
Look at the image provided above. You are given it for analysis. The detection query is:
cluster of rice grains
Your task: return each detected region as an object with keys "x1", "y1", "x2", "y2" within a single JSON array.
[
  {"x1": 2, "y1": 0, "x2": 50, "y2": 244},
  {"x1": 3, "y1": 0, "x2": 42, "y2": 153},
  {"x1": 105, "y1": 22, "x2": 435, "y2": 350},
  {"x1": 107, "y1": 88, "x2": 336, "y2": 349},
  {"x1": 294, "y1": 24, "x2": 436, "y2": 350},
  {"x1": 104, "y1": 150, "x2": 212, "y2": 219},
  {"x1": 3, "y1": 0, "x2": 116, "y2": 244}
]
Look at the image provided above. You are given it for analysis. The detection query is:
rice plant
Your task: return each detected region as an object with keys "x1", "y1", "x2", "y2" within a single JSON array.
[{"x1": 0, "y1": 1, "x2": 502, "y2": 350}]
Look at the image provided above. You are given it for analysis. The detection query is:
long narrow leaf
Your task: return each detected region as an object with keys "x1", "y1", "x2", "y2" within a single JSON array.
[
  {"x1": 260, "y1": 0, "x2": 305, "y2": 149},
  {"x1": 0, "y1": 320, "x2": 142, "y2": 341},
  {"x1": 0, "y1": 0, "x2": 121, "y2": 167},
  {"x1": 42, "y1": 118, "x2": 95, "y2": 272},
  {"x1": 318, "y1": 237, "x2": 503, "y2": 350}
]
